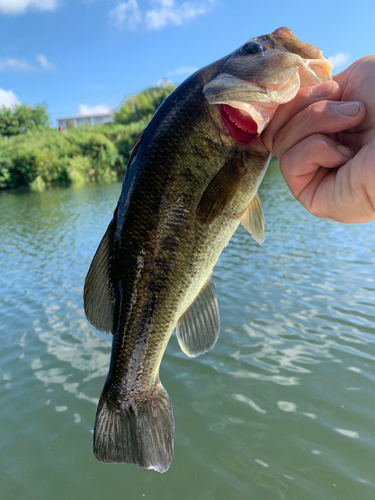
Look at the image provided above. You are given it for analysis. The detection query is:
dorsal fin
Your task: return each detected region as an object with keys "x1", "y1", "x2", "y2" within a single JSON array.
[
  {"x1": 128, "y1": 129, "x2": 144, "y2": 165},
  {"x1": 83, "y1": 218, "x2": 116, "y2": 333},
  {"x1": 176, "y1": 275, "x2": 220, "y2": 357},
  {"x1": 239, "y1": 193, "x2": 265, "y2": 244}
]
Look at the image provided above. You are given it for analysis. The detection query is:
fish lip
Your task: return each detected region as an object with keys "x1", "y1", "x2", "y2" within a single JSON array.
[{"x1": 300, "y1": 58, "x2": 333, "y2": 85}]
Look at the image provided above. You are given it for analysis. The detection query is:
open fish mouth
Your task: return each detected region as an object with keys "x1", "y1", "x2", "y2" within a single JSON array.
[
  {"x1": 219, "y1": 98, "x2": 277, "y2": 143},
  {"x1": 203, "y1": 27, "x2": 333, "y2": 144}
]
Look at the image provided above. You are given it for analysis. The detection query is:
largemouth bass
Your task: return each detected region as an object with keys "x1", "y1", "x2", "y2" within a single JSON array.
[{"x1": 84, "y1": 27, "x2": 333, "y2": 473}]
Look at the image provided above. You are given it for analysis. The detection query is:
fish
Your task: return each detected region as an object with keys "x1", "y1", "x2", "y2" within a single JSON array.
[{"x1": 84, "y1": 27, "x2": 333, "y2": 473}]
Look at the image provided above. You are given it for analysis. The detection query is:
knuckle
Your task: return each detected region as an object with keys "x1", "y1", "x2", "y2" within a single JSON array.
[
  {"x1": 305, "y1": 101, "x2": 328, "y2": 121},
  {"x1": 311, "y1": 134, "x2": 330, "y2": 153}
]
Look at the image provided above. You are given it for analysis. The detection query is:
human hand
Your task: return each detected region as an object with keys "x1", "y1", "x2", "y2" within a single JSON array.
[{"x1": 262, "y1": 55, "x2": 375, "y2": 223}]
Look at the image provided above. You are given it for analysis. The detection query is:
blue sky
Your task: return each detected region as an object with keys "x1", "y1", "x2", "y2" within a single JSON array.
[{"x1": 0, "y1": 0, "x2": 374, "y2": 125}]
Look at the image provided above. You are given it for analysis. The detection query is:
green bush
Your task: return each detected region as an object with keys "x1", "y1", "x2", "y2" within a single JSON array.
[
  {"x1": 0, "y1": 128, "x2": 120, "y2": 189},
  {"x1": 67, "y1": 156, "x2": 92, "y2": 187},
  {"x1": 0, "y1": 103, "x2": 50, "y2": 137},
  {"x1": 0, "y1": 141, "x2": 13, "y2": 188},
  {"x1": 74, "y1": 120, "x2": 148, "y2": 176},
  {"x1": 114, "y1": 84, "x2": 176, "y2": 125},
  {"x1": 0, "y1": 83, "x2": 176, "y2": 190}
]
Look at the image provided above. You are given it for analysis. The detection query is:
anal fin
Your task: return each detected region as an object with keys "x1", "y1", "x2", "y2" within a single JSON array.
[{"x1": 176, "y1": 275, "x2": 220, "y2": 357}]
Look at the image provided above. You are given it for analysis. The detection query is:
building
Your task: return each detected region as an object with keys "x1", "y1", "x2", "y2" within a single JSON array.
[{"x1": 56, "y1": 112, "x2": 114, "y2": 129}]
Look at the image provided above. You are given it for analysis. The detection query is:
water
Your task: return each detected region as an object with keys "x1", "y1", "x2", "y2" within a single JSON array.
[{"x1": 1, "y1": 165, "x2": 375, "y2": 500}]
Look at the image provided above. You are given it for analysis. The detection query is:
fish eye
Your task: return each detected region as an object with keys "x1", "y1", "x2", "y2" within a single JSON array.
[{"x1": 241, "y1": 41, "x2": 264, "y2": 55}]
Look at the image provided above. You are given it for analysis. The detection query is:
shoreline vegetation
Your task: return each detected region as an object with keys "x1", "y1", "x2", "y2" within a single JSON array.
[{"x1": 0, "y1": 83, "x2": 176, "y2": 191}]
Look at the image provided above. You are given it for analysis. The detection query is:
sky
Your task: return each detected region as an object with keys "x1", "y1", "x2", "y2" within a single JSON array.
[{"x1": 0, "y1": 0, "x2": 374, "y2": 126}]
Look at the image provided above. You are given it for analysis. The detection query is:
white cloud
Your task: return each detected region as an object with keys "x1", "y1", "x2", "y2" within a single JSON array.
[
  {"x1": 77, "y1": 104, "x2": 111, "y2": 115},
  {"x1": 0, "y1": 88, "x2": 20, "y2": 108},
  {"x1": 109, "y1": 0, "x2": 214, "y2": 31},
  {"x1": 36, "y1": 53, "x2": 55, "y2": 70},
  {"x1": 167, "y1": 65, "x2": 197, "y2": 76},
  {"x1": 155, "y1": 77, "x2": 173, "y2": 86},
  {"x1": 108, "y1": 0, "x2": 141, "y2": 31},
  {"x1": 328, "y1": 52, "x2": 350, "y2": 68},
  {"x1": 145, "y1": 0, "x2": 212, "y2": 30},
  {"x1": 0, "y1": 58, "x2": 34, "y2": 72},
  {"x1": 0, "y1": 0, "x2": 59, "y2": 15},
  {"x1": 0, "y1": 55, "x2": 55, "y2": 72}
]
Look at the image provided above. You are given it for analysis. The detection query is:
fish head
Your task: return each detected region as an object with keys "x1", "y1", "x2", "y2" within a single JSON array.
[{"x1": 203, "y1": 27, "x2": 333, "y2": 150}]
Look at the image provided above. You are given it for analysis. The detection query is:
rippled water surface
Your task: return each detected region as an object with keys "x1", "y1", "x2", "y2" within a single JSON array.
[{"x1": 2, "y1": 164, "x2": 375, "y2": 500}]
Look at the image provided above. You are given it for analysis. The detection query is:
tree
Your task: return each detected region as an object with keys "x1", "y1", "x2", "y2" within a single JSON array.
[
  {"x1": 0, "y1": 103, "x2": 50, "y2": 137},
  {"x1": 114, "y1": 84, "x2": 176, "y2": 125}
]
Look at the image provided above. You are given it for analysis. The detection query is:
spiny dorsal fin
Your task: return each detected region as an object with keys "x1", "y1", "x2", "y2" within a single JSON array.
[
  {"x1": 83, "y1": 218, "x2": 116, "y2": 333},
  {"x1": 128, "y1": 129, "x2": 144, "y2": 165},
  {"x1": 239, "y1": 193, "x2": 265, "y2": 244},
  {"x1": 176, "y1": 275, "x2": 220, "y2": 357},
  {"x1": 196, "y1": 155, "x2": 246, "y2": 224}
]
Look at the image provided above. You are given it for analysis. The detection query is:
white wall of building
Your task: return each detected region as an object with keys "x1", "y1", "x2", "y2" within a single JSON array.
[{"x1": 56, "y1": 113, "x2": 114, "y2": 128}]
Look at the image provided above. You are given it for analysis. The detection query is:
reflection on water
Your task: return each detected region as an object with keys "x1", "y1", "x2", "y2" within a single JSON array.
[{"x1": 1, "y1": 167, "x2": 375, "y2": 500}]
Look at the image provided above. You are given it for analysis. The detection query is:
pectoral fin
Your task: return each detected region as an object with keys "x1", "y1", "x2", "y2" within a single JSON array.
[
  {"x1": 196, "y1": 155, "x2": 246, "y2": 224},
  {"x1": 176, "y1": 275, "x2": 220, "y2": 357},
  {"x1": 83, "y1": 218, "x2": 116, "y2": 333},
  {"x1": 239, "y1": 193, "x2": 265, "y2": 244}
]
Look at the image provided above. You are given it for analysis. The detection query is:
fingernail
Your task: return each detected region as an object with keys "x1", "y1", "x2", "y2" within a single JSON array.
[
  {"x1": 337, "y1": 101, "x2": 361, "y2": 116},
  {"x1": 310, "y1": 80, "x2": 334, "y2": 97},
  {"x1": 337, "y1": 145, "x2": 353, "y2": 157}
]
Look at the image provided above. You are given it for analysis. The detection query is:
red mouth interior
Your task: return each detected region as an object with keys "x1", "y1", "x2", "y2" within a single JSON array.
[{"x1": 220, "y1": 104, "x2": 258, "y2": 143}]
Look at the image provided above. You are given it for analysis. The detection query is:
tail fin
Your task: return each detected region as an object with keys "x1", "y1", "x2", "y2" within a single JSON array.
[{"x1": 93, "y1": 381, "x2": 174, "y2": 473}]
